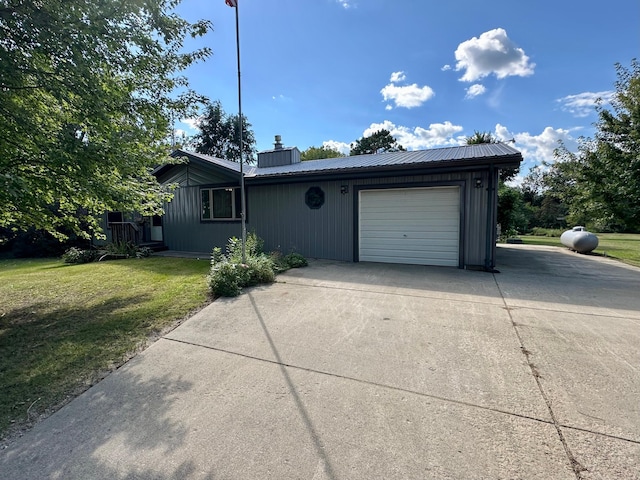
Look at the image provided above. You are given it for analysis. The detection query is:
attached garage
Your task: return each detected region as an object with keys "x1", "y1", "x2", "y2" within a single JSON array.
[
  {"x1": 159, "y1": 144, "x2": 523, "y2": 270},
  {"x1": 358, "y1": 186, "x2": 461, "y2": 267}
]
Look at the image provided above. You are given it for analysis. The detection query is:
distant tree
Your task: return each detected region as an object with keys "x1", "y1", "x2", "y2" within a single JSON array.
[
  {"x1": 465, "y1": 130, "x2": 518, "y2": 182},
  {"x1": 497, "y1": 184, "x2": 529, "y2": 236},
  {"x1": 193, "y1": 101, "x2": 257, "y2": 163},
  {"x1": 0, "y1": 0, "x2": 212, "y2": 240},
  {"x1": 465, "y1": 131, "x2": 498, "y2": 145},
  {"x1": 545, "y1": 60, "x2": 640, "y2": 231},
  {"x1": 301, "y1": 146, "x2": 346, "y2": 161},
  {"x1": 350, "y1": 129, "x2": 405, "y2": 156}
]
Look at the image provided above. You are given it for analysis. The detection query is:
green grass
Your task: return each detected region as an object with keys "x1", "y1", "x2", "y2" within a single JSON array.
[
  {"x1": 517, "y1": 233, "x2": 640, "y2": 267},
  {"x1": 0, "y1": 256, "x2": 211, "y2": 438}
]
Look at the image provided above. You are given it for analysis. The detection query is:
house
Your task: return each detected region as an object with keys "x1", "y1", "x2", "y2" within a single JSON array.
[{"x1": 150, "y1": 137, "x2": 522, "y2": 270}]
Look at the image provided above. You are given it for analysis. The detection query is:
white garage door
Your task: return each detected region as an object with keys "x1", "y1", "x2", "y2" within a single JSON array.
[{"x1": 359, "y1": 186, "x2": 460, "y2": 266}]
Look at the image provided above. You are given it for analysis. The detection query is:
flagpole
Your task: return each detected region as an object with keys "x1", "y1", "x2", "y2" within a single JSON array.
[{"x1": 232, "y1": 0, "x2": 247, "y2": 263}]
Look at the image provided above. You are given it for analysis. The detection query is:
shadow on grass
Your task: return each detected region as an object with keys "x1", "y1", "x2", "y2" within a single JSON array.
[{"x1": 0, "y1": 293, "x2": 156, "y2": 437}]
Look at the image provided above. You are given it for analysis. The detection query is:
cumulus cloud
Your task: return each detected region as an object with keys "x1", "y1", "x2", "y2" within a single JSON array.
[
  {"x1": 363, "y1": 120, "x2": 464, "y2": 150},
  {"x1": 495, "y1": 123, "x2": 578, "y2": 167},
  {"x1": 556, "y1": 90, "x2": 614, "y2": 117},
  {"x1": 322, "y1": 140, "x2": 351, "y2": 155},
  {"x1": 389, "y1": 71, "x2": 406, "y2": 83},
  {"x1": 441, "y1": 64, "x2": 452, "y2": 71},
  {"x1": 380, "y1": 71, "x2": 435, "y2": 109},
  {"x1": 335, "y1": 0, "x2": 352, "y2": 8},
  {"x1": 454, "y1": 28, "x2": 535, "y2": 82},
  {"x1": 465, "y1": 84, "x2": 486, "y2": 99}
]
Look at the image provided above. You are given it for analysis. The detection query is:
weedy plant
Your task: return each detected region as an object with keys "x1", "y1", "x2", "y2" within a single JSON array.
[{"x1": 207, "y1": 233, "x2": 307, "y2": 297}]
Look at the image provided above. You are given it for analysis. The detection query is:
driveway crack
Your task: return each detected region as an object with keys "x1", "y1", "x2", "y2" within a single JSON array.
[{"x1": 492, "y1": 274, "x2": 588, "y2": 479}]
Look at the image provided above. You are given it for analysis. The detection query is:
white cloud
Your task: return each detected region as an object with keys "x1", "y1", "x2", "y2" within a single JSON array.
[
  {"x1": 363, "y1": 120, "x2": 464, "y2": 150},
  {"x1": 556, "y1": 90, "x2": 614, "y2": 117},
  {"x1": 179, "y1": 117, "x2": 200, "y2": 131},
  {"x1": 441, "y1": 64, "x2": 452, "y2": 71},
  {"x1": 380, "y1": 83, "x2": 435, "y2": 108},
  {"x1": 322, "y1": 140, "x2": 351, "y2": 155},
  {"x1": 495, "y1": 123, "x2": 578, "y2": 167},
  {"x1": 389, "y1": 71, "x2": 406, "y2": 83},
  {"x1": 454, "y1": 28, "x2": 535, "y2": 82},
  {"x1": 335, "y1": 0, "x2": 352, "y2": 8},
  {"x1": 465, "y1": 84, "x2": 486, "y2": 99},
  {"x1": 380, "y1": 71, "x2": 435, "y2": 109}
]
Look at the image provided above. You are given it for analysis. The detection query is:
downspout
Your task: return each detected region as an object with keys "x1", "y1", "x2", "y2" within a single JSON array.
[{"x1": 484, "y1": 164, "x2": 497, "y2": 272}]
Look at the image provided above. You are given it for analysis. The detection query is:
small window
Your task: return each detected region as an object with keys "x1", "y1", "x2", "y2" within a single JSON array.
[
  {"x1": 201, "y1": 187, "x2": 242, "y2": 220},
  {"x1": 108, "y1": 211, "x2": 123, "y2": 223}
]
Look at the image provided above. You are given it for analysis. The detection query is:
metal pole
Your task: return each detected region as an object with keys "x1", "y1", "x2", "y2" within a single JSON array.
[{"x1": 234, "y1": 3, "x2": 247, "y2": 263}]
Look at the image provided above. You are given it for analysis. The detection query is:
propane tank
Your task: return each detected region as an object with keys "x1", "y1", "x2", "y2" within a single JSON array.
[{"x1": 560, "y1": 226, "x2": 599, "y2": 253}]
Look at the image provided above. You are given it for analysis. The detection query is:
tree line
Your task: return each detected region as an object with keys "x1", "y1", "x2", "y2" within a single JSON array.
[{"x1": 497, "y1": 60, "x2": 639, "y2": 235}]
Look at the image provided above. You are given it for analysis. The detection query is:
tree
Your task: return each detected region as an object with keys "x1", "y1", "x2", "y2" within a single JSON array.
[
  {"x1": 497, "y1": 183, "x2": 529, "y2": 236},
  {"x1": 192, "y1": 101, "x2": 257, "y2": 163},
  {"x1": 0, "y1": 0, "x2": 211, "y2": 239},
  {"x1": 350, "y1": 129, "x2": 405, "y2": 156},
  {"x1": 547, "y1": 60, "x2": 640, "y2": 231},
  {"x1": 465, "y1": 130, "x2": 518, "y2": 182},
  {"x1": 300, "y1": 145, "x2": 346, "y2": 161},
  {"x1": 465, "y1": 130, "x2": 497, "y2": 145}
]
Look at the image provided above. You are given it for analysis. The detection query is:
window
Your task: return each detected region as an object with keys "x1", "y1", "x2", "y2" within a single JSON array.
[{"x1": 201, "y1": 187, "x2": 242, "y2": 220}]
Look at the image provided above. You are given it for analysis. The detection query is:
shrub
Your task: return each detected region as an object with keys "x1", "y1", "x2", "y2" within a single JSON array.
[
  {"x1": 62, "y1": 247, "x2": 99, "y2": 264},
  {"x1": 207, "y1": 261, "x2": 242, "y2": 297},
  {"x1": 284, "y1": 252, "x2": 308, "y2": 268},
  {"x1": 208, "y1": 235, "x2": 305, "y2": 297},
  {"x1": 136, "y1": 247, "x2": 153, "y2": 258},
  {"x1": 269, "y1": 251, "x2": 290, "y2": 274},
  {"x1": 530, "y1": 227, "x2": 563, "y2": 237},
  {"x1": 105, "y1": 241, "x2": 139, "y2": 257}
]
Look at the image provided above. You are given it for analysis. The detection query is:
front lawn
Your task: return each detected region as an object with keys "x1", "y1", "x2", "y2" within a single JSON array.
[
  {"x1": 0, "y1": 256, "x2": 211, "y2": 439},
  {"x1": 517, "y1": 233, "x2": 640, "y2": 268}
]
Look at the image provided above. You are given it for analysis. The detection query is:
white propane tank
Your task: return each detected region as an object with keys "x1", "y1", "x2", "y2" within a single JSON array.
[{"x1": 560, "y1": 226, "x2": 599, "y2": 253}]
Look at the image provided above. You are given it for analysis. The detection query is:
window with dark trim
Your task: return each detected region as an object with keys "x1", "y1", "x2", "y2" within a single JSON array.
[{"x1": 201, "y1": 187, "x2": 242, "y2": 220}]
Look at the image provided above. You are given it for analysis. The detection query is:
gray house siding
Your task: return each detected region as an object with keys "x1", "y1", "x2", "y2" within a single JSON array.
[
  {"x1": 247, "y1": 169, "x2": 494, "y2": 267},
  {"x1": 159, "y1": 163, "x2": 244, "y2": 253}
]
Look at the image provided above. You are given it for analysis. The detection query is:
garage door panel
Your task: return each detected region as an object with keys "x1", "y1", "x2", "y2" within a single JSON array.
[
  {"x1": 359, "y1": 186, "x2": 460, "y2": 267},
  {"x1": 359, "y1": 230, "x2": 459, "y2": 240}
]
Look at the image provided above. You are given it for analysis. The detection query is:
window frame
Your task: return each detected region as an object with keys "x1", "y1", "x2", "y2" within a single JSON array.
[{"x1": 200, "y1": 186, "x2": 242, "y2": 222}]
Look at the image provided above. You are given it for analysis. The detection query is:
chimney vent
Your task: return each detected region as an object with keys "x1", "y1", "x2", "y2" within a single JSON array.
[{"x1": 274, "y1": 135, "x2": 283, "y2": 150}]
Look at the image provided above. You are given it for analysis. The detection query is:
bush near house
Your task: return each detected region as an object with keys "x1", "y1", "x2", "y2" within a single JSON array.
[
  {"x1": 62, "y1": 242, "x2": 152, "y2": 264},
  {"x1": 207, "y1": 233, "x2": 307, "y2": 297}
]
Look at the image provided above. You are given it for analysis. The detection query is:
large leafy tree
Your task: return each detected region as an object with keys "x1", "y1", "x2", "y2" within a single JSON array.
[
  {"x1": 0, "y1": 0, "x2": 211, "y2": 239},
  {"x1": 549, "y1": 60, "x2": 640, "y2": 231},
  {"x1": 192, "y1": 100, "x2": 257, "y2": 163},
  {"x1": 300, "y1": 145, "x2": 346, "y2": 161},
  {"x1": 350, "y1": 129, "x2": 405, "y2": 156}
]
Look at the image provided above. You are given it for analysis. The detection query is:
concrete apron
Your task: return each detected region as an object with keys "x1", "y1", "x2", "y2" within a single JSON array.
[{"x1": 1, "y1": 245, "x2": 639, "y2": 479}]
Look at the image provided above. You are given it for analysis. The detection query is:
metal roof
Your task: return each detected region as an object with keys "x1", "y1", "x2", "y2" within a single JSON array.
[
  {"x1": 167, "y1": 143, "x2": 522, "y2": 180},
  {"x1": 171, "y1": 150, "x2": 242, "y2": 173}
]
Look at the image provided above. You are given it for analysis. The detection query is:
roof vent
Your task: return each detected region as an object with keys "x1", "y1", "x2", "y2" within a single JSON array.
[{"x1": 274, "y1": 135, "x2": 283, "y2": 150}]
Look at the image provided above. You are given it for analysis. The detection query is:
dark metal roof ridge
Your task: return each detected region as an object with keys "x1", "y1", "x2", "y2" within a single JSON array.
[
  {"x1": 170, "y1": 149, "x2": 242, "y2": 172},
  {"x1": 157, "y1": 145, "x2": 522, "y2": 180}
]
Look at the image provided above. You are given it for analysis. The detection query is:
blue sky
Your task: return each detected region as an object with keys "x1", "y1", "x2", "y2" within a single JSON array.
[{"x1": 174, "y1": 0, "x2": 639, "y2": 181}]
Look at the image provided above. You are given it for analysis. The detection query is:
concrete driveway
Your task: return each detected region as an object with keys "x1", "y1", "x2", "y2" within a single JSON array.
[{"x1": 1, "y1": 245, "x2": 639, "y2": 479}]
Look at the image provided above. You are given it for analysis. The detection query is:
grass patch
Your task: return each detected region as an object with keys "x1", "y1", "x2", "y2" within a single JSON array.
[
  {"x1": 0, "y1": 256, "x2": 210, "y2": 439},
  {"x1": 518, "y1": 233, "x2": 640, "y2": 268}
]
